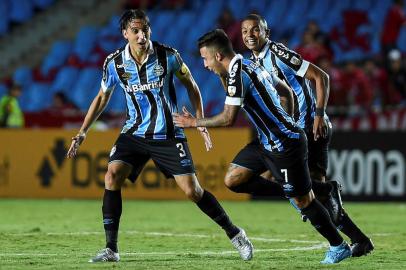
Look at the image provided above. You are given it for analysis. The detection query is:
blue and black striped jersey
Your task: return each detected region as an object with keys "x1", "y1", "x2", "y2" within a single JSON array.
[
  {"x1": 225, "y1": 54, "x2": 301, "y2": 152},
  {"x1": 101, "y1": 41, "x2": 185, "y2": 140},
  {"x1": 251, "y1": 40, "x2": 317, "y2": 131}
]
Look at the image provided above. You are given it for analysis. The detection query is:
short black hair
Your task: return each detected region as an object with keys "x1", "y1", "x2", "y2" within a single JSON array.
[
  {"x1": 119, "y1": 9, "x2": 150, "y2": 31},
  {"x1": 197, "y1": 29, "x2": 234, "y2": 56},
  {"x1": 243, "y1": 13, "x2": 269, "y2": 33}
]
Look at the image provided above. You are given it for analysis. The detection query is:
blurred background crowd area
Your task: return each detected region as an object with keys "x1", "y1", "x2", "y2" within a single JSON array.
[{"x1": 0, "y1": 0, "x2": 405, "y2": 130}]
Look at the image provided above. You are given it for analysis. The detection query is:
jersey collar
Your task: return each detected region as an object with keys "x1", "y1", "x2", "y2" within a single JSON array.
[
  {"x1": 124, "y1": 40, "x2": 154, "y2": 64},
  {"x1": 252, "y1": 39, "x2": 271, "y2": 61},
  {"x1": 228, "y1": 54, "x2": 243, "y2": 73}
]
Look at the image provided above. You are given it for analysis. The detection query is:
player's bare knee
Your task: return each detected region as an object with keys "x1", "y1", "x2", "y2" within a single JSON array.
[
  {"x1": 105, "y1": 170, "x2": 122, "y2": 190},
  {"x1": 293, "y1": 191, "x2": 314, "y2": 209},
  {"x1": 184, "y1": 186, "x2": 203, "y2": 202},
  {"x1": 224, "y1": 174, "x2": 237, "y2": 188}
]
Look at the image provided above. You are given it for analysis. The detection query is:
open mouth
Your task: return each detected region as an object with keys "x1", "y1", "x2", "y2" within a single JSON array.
[{"x1": 245, "y1": 39, "x2": 257, "y2": 46}]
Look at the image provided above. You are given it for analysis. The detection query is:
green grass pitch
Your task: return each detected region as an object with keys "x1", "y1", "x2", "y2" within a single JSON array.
[{"x1": 0, "y1": 199, "x2": 405, "y2": 269}]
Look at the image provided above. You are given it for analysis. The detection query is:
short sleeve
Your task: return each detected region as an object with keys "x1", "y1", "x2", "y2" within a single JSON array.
[
  {"x1": 225, "y1": 59, "x2": 244, "y2": 106},
  {"x1": 269, "y1": 41, "x2": 309, "y2": 77},
  {"x1": 168, "y1": 49, "x2": 184, "y2": 74},
  {"x1": 101, "y1": 55, "x2": 118, "y2": 93}
]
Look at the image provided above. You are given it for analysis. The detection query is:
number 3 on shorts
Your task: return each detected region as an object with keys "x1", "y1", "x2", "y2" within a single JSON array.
[
  {"x1": 176, "y1": 143, "x2": 186, "y2": 157},
  {"x1": 281, "y1": 169, "x2": 288, "y2": 182}
]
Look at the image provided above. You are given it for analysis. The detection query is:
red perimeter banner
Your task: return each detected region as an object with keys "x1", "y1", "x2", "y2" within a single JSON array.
[{"x1": 0, "y1": 129, "x2": 250, "y2": 201}]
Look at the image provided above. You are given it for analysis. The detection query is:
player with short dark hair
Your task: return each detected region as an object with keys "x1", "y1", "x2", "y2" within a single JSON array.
[
  {"x1": 237, "y1": 13, "x2": 373, "y2": 257},
  {"x1": 67, "y1": 10, "x2": 253, "y2": 263},
  {"x1": 174, "y1": 29, "x2": 352, "y2": 264}
]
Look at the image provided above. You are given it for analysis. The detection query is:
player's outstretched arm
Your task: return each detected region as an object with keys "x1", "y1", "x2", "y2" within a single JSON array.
[
  {"x1": 173, "y1": 104, "x2": 240, "y2": 128},
  {"x1": 175, "y1": 63, "x2": 212, "y2": 151},
  {"x1": 66, "y1": 88, "x2": 112, "y2": 158},
  {"x1": 305, "y1": 63, "x2": 329, "y2": 141}
]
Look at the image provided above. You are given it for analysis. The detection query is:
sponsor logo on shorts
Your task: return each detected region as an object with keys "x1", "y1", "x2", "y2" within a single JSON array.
[
  {"x1": 180, "y1": 159, "x2": 191, "y2": 166},
  {"x1": 283, "y1": 183, "x2": 294, "y2": 192}
]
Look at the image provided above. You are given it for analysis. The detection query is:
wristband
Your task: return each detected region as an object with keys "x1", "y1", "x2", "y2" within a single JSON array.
[{"x1": 315, "y1": 108, "x2": 325, "y2": 117}]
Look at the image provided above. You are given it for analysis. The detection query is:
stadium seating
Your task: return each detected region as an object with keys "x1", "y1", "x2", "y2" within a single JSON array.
[
  {"x1": 72, "y1": 26, "x2": 100, "y2": 62},
  {"x1": 0, "y1": 1, "x2": 10, "y2": 35},
  {"x1": 13, "y1": 66, "x2": 33, "y2": 88},
  {"x1": 50, "y1": 67, "x2": 80, "y2": 97},
  {"x1": 3, "y1": 0, "x2": 405, "y2": 115},
  {"x1": 20, "y1": 82, "x2": 51, "y2": 112},
  {"x1": 70, "y1": 67, "x2": 101, "y2": 110},
  {"x1": 40, "y1": 41, "x2": 73, "y2": 76}
]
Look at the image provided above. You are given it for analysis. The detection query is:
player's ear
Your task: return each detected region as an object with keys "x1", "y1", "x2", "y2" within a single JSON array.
[
  {"x1": 122, "y1": 29, "x2": 128, "y2": 40},
  {"x1": 215, "y1": 52, "x2": 223, "y2": 62},
  {"x1": 265, "y1": 29, "x2": 270, "y2": 38}
]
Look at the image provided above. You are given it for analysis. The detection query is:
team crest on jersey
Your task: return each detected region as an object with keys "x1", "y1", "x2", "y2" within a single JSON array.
[
  {"x1": 110, "y1": 145, "x2": 116, "y2": 157},
  {"x1": 290, "y1": 56, "x2": 301, "y2": 65},
  {"x1": 122, "y1": 72, "x2": 132, "y2": 80},
  {"x1": 153, "y1": 64, "x2": 164, "y2": 76},
  {"x1": 228, "y1": 86, "x2": 236, "y2": 96}
]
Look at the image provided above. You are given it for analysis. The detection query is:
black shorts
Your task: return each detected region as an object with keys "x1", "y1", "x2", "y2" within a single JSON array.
[
  {"x1": 231, "y1": 139, "x2": 268, "y2": 174},
  {"x1": 260, "y1": 130, "x2": 312, "y2": 198},
  {"x1": 306, "y1": 119, "x2": 332, "y2": 177},
  {"x1": 109, "y1": 133, "x2": 195, "y2": 182}
]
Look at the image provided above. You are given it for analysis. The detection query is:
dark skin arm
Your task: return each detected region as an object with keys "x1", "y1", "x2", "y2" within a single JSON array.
[{"x1": 304, "y1": 63, "x2": 330, "y2": 141}]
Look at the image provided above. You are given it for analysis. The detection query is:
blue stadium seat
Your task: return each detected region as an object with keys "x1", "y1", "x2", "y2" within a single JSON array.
[
  {"x1": 226, "y1": 0, "x2": 245, "y2": 19},
  {"x1": 397, "y1": 28, "x2": 406, "y2": 52},
  {"x1": 72, "y1": 26, "x2": 99, "y2": 62},
  {"x1": 13, "y1": 66, "x2": 33, "y2": 88},
  {"x1": 246, "y1": 1, "x2": 267, "y2": 14},
  {"x1": 164, "y1": 11, "x2": 195, "y2": 51},
  {"x1": 98, "y1": 26, "x2": 120, "y2": 52},
  {"x1": 9, "y1": 0, "x2": 34, "y2": 23},
  {"x1": 0, "y1": 83, "x2": 7, "y2": 97},
  {"x1": 41, "y1": 41, "x2": 72, "y2": 75},
  {"x1": 264, "y1": 0, "x2": 290, "y2": 38},
  {"x1": 50, "y1": 66, "x2": 80, "y2": 95},
  {"x1": 20, "y1": 82, "x2": 51, "y2": 112},
  {"x1": 32, "y1": 0, "x2": 54, "y2": 9},
  {"x1": 282, "y1": 0, "x2": 310, "y2": 34},
  {"x1": 352, "y1": 0, "x2": 372, "y2": 11},
  {"x1": 70, "y1": 67, "x2": 101, "y2": 109},
  {"x1": 108, "y1": 14, "x2": 120, "y2": 29},
  {"x1": 307, "y1": 0, "x2": 331, "y2": 22},
  {"x1": 151, "y1": 11, "x2": 175, "y2": 41},
  {"x1": 0, "y1": 0, "x2": 10, "y2": 36}
]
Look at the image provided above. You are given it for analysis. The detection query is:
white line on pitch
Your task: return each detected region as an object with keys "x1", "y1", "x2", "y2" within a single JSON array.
[
  {"x1": 0, "y1": 243, "x2": 328, "y2": 257},
  {"x1": 5, "y1": 230, "x2": 321, "y2": 244}
]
